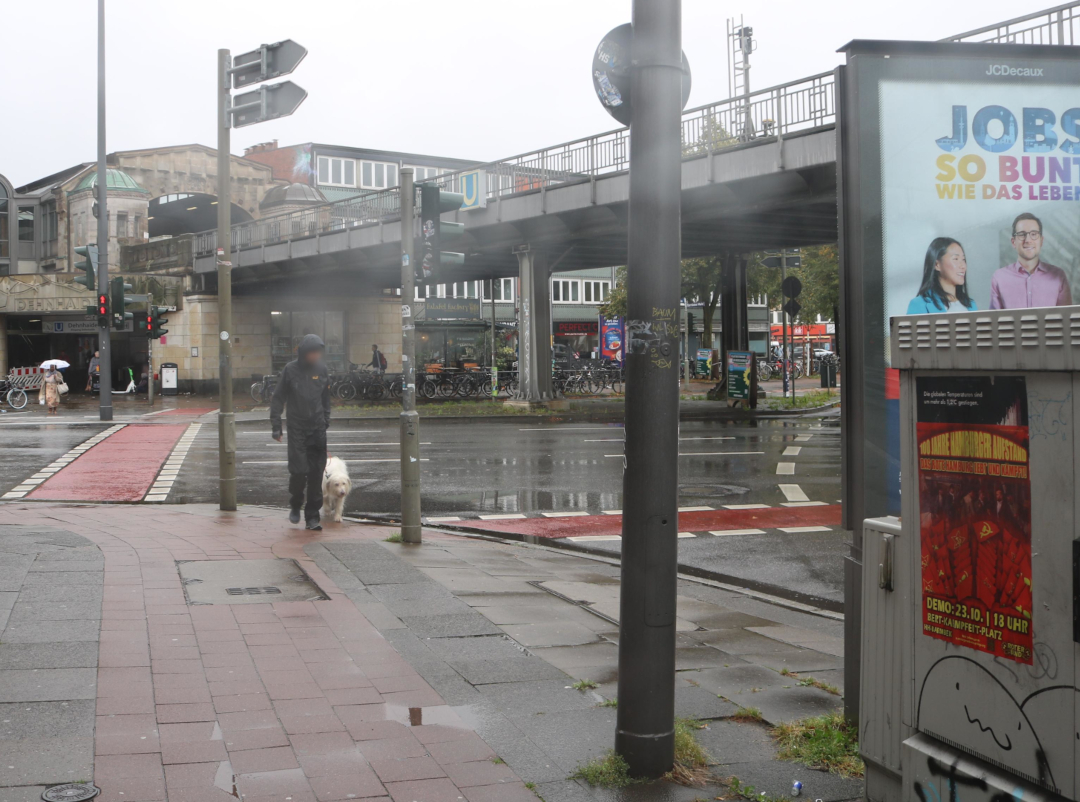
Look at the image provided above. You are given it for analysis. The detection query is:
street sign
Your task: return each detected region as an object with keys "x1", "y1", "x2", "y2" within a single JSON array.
[
  {"x1": 783, "y1": 298, "x2": 802, "y2": 319},
  {"x1": 760, "y1": 256, "x2": 783, "y2": 268},
  {"x1": 231, "y1": 39, "x2": 308, "y2": 89},
  {"x1": 782, "y1": 276, "x2": 803, "y2": 298},
  {"x1": 592, "y1": 23, "x2": 692, "y2": 126},
  {"x1": 231, "y1": 81, "x2": 308, "y2": 128},
  {"x1": 727, "y1": 351, "x2": 755, "y2": 400}
]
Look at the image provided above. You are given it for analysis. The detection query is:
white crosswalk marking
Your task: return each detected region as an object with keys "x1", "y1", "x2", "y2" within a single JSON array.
[
  {"x1": 779, "y1": 484, "x2": 809, "y2": 502},
  {"x1": 709, "y1": 529, "x2": 766, "y2": 536},
  {"x1": 776, "y1": 462, "x2": 796, "y2": 475},
  {"x1": 783, "y1": 446, "x2": 802, "y2": 456}
]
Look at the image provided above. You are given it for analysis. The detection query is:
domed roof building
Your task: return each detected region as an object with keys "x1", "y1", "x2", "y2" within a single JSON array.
[{"x1": 259, "y1": 182, "x2": 327, "y2": 215}]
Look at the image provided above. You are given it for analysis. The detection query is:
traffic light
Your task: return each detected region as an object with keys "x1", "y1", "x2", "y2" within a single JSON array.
[
  {"x1": 87, "y1": 292, "x2": 110, "y2": 327},
  {"x1": 149, "y1": 306, "x2": 169, "y2": 340},
  {"x1": 110, "y1": 276, "x2": 133, "y2": 330},
  {"x1": 418, "y1": 185, "x2": 465, "y2": 281},
  {"x1": 74, "y1": 244, "x2": 98, "y2": 290}
]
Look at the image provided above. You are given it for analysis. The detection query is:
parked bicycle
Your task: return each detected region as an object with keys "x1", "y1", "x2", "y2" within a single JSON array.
[{"x1": 249, "y1": 373, "x2": 279, "y2": 404}]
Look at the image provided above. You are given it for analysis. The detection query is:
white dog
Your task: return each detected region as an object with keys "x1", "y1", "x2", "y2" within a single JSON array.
[{"x1": 321, "y1": 456, "x2": 353, "y2": 523}]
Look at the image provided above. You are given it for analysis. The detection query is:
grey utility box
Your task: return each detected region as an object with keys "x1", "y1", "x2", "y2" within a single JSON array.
[{"x1": 863, "y1": 306, "x2": 1080, "y2": 802}]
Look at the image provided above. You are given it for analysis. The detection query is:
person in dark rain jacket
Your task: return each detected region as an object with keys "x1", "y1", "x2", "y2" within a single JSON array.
[{"x1": 270, "y1": 334, "x2": 331, "y2": 530}]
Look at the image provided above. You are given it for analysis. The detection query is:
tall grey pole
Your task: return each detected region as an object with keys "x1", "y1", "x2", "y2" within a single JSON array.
[
  {"x1": 96, "y1": 0, "x2": 113, "y2": 420},
  {"x1": 217, "y1": 49, "x2": 237, "y2": 511},
  {"x1": 682, "y1": 300, "x2": 690, "y2": 385},
  {"x1": 399, "y1": 169, "x2": 421, "y2": 543},
  {"x1": 616, "y1": 0, "x2": 681, "y2": 779},
  {"x1": 148, "y1": 337, "x2": 154, "y2": 405},
  {"x1": 781, "y1": 257, "x2": 790, "y2": 400}
]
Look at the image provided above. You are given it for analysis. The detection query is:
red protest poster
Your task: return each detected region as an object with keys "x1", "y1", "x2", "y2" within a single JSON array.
[{"x1": 916, "y1": 376, "x2": 1033, "y2": 665}]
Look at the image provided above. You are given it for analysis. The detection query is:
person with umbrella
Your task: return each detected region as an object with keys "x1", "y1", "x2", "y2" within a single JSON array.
[{"x1": 41, "y1": 364, "x2": 63, "y2": 415}]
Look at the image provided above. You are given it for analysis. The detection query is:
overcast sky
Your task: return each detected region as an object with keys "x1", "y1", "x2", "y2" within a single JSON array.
[{"x1": 2, "y1": 0, "x2": 1038, "y2": 187}]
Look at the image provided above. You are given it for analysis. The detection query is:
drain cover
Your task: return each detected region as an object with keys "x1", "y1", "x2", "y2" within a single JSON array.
[
  {"x1": 42, "y1": 784, "x2": 100, "y2": 802},
  {"x1": 178, "y1": 559, "x2": 328, "y2": 605}
]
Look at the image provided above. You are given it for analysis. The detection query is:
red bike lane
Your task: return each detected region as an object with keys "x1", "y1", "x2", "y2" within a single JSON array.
[{"x1": 28, "y1": 423, "x2": 188, "y2": 502}]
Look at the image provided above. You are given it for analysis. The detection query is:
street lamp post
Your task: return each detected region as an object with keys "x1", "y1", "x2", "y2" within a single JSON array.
[
  {"x1": 616, "y1": 0, "x2": 683, "y2": 779},
  {"x1": 96, "y1": 0, "x2": 113, "y2": 421}
]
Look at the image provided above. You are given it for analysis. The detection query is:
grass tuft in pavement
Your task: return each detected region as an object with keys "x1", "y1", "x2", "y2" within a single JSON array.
[
  {"x1": 723, "y1": 775, "x2": 790, "y2": 802},
  {"x1": 571, "y1": 678, "x2": 598, "y2": 691},
  {"x1": 384, "y1": 531, "x2": 403, "y2": 543},
  {"x1": 571, "y1": 750, "x2": 634, "y2": 787},
  {"x1": 666, "y1": 718, "x2": 714, "y2": 787},
  {"x1": 771, "y1": 711, "x2": 864, "y2": 778},
  {"x1": 731, "y1": 706, "x2": 764, "y2": 722},
  {"x1": 599, "y1": 697, "x2": 617, "y2": 708},
  {"x1": 797, "y1": 676, "x2": 841, "y2": 696}
]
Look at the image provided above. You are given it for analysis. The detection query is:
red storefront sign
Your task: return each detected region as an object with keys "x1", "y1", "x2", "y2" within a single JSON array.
[
  {"x1": 555, "y1": 322, "x2": 599, "y2": 335},
  {"x1": 770, "y1": 323, "x2": 832, "y2": 340}
]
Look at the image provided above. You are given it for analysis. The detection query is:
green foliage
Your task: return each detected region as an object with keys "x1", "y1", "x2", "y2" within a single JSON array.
[
  {"x1": 599, "y1": 698, "x2": 618, "y2": 708},
  {"x1": 683, "y1": 117, "x2": 738, "y2": 156},
  {"x1": 726, "y1": 775, "x2": 790, "y2": 802},
  {"x1": 570, "y1": 751, "x2": 634, "y2": 788},
  {"x1": 758, "y1": 389, "x2": 838, "y2": 411},
  {"x1": 384, "y1": 532, "x2": 403, "y2": 543},
  {"x1": 667, "y1": 718, "x2": 713, "y2": 786},
  {"x1": 797, "y1": 676, "x2": 841, "y2": 696},
  {"x1": 599, "y1": 265, "x2": 628, "y2": 319},
  {"x1": 731, "y1": 706, "x2": 764, "y2": 722},
  {"x1": 747, "y1": 244, "x2": 839, "y2": 324},
  {"x1": 571, "y1": 679, "x2": 598, "y2": 691},
  {"x1": 771, "y1": 711, "x2": 864, "y2": 778}
]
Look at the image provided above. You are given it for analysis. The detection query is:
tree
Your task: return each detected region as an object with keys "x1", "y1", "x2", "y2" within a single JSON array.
[
  {"x1": 599, "y1": 265, "x2": 627, "y2": 319},
  {"x1": 682, "y1": 117, "x2": 737, "y2": 157},
  {"x1": 680, "y1": 256, "x2": 726, "y2": 346}
]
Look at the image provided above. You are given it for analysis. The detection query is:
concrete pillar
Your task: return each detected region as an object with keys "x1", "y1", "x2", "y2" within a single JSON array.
[
  {"x1": 515, "y1": 247, "x2": 553, "y2": 402},
  {"x1": 0, "y1": 314, "x2": 7, "y2": 376}
]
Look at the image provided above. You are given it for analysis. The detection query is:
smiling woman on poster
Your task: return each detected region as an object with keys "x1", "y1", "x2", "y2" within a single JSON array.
[{"x1": 906, "y1": 237, "x2": 978, "y2": 314}]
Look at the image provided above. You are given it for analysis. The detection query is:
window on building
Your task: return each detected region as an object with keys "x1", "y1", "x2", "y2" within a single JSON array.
[
  {"x1": 582, "y1": 281, "x2": 610, "y2": 304},
  {"x1": 552, "y1": 279, "x2": 579, "y2": 303},
  {"x1": 360, "y1": 161, "x2": 398, "y2": 190},
  {"x1": 42, "y1": 201, "x2": 58, "y2": 243},
  {"x1": 270, "y1": 310, "x2": 346, "y2": 373},
  {"x1": 0, "y1": 184, "x2": 8, "y2": 258},
  {"x1": 18, "y1": 206, "x2": 34, "y2": 243},
  {"x1": 317, "y1": 156, "x2": 357, "y2": 188},
  {"x1": 115, "y1": 212, "x2": 128, "y2": 239},
  {"x1": 133, "y1": 215, "x2": 142, "y2": 238},
  {"x1": 449, "y1": 281, "x2": 479, "y2": 299},
  {"x1": 406, "y1": 166, "x2": 443, "y2": 182},
  {"x1": 482, "y1": 278, "x2": 514, "y2": 302}
]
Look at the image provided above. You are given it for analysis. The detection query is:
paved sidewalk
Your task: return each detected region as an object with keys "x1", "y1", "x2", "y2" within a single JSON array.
[{"x1": 0, "y1": 503, "x2": 862, "y2": 802}]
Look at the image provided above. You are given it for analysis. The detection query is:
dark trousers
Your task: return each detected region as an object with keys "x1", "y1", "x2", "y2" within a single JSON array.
[{"x1": 287, "y1": 427, "x2": 327, "y2": 519}]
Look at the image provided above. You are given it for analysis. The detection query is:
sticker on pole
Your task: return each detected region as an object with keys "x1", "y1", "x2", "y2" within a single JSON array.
[
  {"x1": 220, "y1": 331, "x2": 230, "y2": 341},
  {"x1": 916, "y1": 375, "x2": 1033, "y2": 665}
]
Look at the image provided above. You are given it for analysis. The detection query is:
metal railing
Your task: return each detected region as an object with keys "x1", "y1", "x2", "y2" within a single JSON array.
[
  {"x1": 942, "y1": 2, "x2": 1080, "y2": 44},
  {"x1": 193, "y1": 1, "x2": 1080, "y2": 259},
  {"x1": 193, "y1": 71, "x2": 836, "y2": 258}
]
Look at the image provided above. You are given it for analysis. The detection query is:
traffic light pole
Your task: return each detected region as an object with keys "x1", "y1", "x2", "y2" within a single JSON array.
[
  {"x1": 95, "y1": 0, "x2": 113, "y2": 421},
  {"x1": 217, "y1": 48, "x2": 237, "y2": 511},
  {"x1": 781, "y1": 258, "x2": 790, "y2": 400},
  {"x1": 616, "y1": 0, "x2": 681, "y2": 779},
  {"x1": 399, "y1": 169, "x2": 422, "y2": 543}
]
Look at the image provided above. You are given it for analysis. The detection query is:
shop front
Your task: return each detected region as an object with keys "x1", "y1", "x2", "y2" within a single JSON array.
[
  {"x1": 553, "y1": 320, "x2": 599, "y2": 359},
  {"x1": 415, "y1": 298, "x2": 497, "y2": 371}
]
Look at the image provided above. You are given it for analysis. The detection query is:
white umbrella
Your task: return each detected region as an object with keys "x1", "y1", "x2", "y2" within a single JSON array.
[{"x1": 40, "y1": 359, "x2": 70, "y2": 370}]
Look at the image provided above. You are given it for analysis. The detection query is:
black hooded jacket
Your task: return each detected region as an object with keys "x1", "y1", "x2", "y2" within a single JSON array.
[{"x1": 270, "y1": 334, "x2": 331, "y2": 437}]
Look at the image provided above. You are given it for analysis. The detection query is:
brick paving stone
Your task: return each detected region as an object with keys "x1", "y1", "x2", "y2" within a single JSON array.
[
  {"x1": 95, "y1": 776, "x2": 168, "y2": 802},
  {"x1": 222, "y1": 725, "x2": 291, "y2": 752},
  {"x1": 155, "y1": 702, "x2": 217, "y2": 723},
  {"x1": 384, "y1": 778, "x2": 464, "y2": 802},
  {"x1": 426, "y1": 735, "x2": 497, "y2": 765},
  {"x1": 213, "y1": 692, "x2": 274, "y2": 713},
  {"x1": 358, "y1": 735, "x2": 429, "y2": 762},
  {"x1": 161, "y1": 738, "x2": 229, "y2": 764},
  {"x1": 368, "y1": 755, "x2": 446, "y2": 784},
  {"x1": 463, "y1": 782, "x2": 543, "y2": 802},
  {"x1": 307, "y1": 767, "x2": 387, "y2": 801},
  {"x1": 442, "y1": 759, "x2": 519, "y2": 788},
  {"x1": 227, "y1": 745, "x2": 301, "y2": 774}
]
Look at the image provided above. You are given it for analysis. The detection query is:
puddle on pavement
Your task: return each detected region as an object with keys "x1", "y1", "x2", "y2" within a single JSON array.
[{"x1": 383, "y1": 703, "x2": 466, "y2": 729}]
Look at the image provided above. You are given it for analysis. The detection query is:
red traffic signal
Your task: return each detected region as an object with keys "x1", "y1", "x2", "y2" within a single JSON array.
[
  {"x1": 98, "y1": 294, "x2": 108, "y2": 315},
  {"x1": 145, "y1": 313, "x2": 153, "y2": 333}
]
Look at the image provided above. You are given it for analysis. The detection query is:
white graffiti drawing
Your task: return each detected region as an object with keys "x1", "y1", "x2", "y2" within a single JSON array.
[{"x1": 1027, "y1": 392, "x2": 1071, "y2": 442}]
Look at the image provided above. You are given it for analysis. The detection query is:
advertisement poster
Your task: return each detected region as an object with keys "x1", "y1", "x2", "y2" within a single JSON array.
[
  {"x1": 917, "y1": 375, "x2": 1033, "y2": 664},
  {"x1": 726, "y1": 351, "x2": 754, "y2": 400},
  {"x1": 600, "y1": 315, "x2": 624, "y2": 363},
  {"x1": 882, "y1": 80, "x2": 1079, "y2": 351}
]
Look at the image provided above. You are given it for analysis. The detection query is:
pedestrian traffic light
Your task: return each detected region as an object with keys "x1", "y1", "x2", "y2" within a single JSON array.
[
  {"x1": 73, "y1": 244, "x2": 98, "y2": 290},
  {"x1": 88, "y1": 292, "x2": 110, "y2": 327},
  {"x1": 418, "y1": 185, "x2": 465, "y2": 281},
  {"x1": 149, "y1": 306, "x2": 169, "y2": 340},
  {"x1": 110, "y1": 276, "x2": 133, "y2": 330}
]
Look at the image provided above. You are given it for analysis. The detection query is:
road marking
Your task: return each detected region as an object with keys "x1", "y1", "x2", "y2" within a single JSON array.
[
  {"x1": 778, "y1": 526, "x2": 832, "y2": 533},
  {"x1": 426, "y1": 516, "x2": 462, "y2": 522},
  {"x1": 778, "y1": 484, "x2": 809, "y2": 502},
  {"x1": 677, "y1": 532, "x2": 696, "y2": 538},
  {"x1": 795, "y1": 435, "x2": 813, "y2": 441},
  {"x1": 783, "y1": 446, "x2": 802, "y2": 456},
  {"x1": 584, "y1": 438, "x2": 625, "y2": 442},
  {"x1": 265, "y1": 442, "x2": 431, "y2": 447},
  {"x1": 602, "y1": 510, "x2": 622, "y2": 515},
  {"x1": 520, "y1": 426, "x2": 623, "y2": 431},
  {"x1": 243, "y1": 458, "x2": 430, "y2": 464},
  {"x1": 567, "y1": 535, "x2": 622, "y2": 542},
  {"x1": 678, "y1": 506, "x2": 713, "y2": 512},
  {"x1": 604, "y1": 451, "x2": 764, "y2": 458},
  {"x1": 776, "y1": 462, "x2": 796, "y2": 475},
  {"x1": 679, "y1": 436, "x2": 735, "y2": 441},
  {"x1": 709, "y1": 529, "x2": 766, "y2": 536},
  {"x1": 723, "y1": 503, "x2": 770, "y2": 510},
  {"x1": 541, "y1": 511, "x2": 589, "y2": 518},
  {"x1": 781, "y1": 501, "x2": 829, "y2": 507},
  {"x1": 240, "y1": 430, "x2": 382, "y2": 435},
  {"x1": 478, "y1": 513, "x2": 527, "y2": 520}
]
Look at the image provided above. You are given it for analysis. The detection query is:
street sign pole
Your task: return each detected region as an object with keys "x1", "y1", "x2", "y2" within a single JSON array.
[
  {"x1": 217, "y1": 48, "x2": 236, "y2": 512},
  {"x1": 96, "y1": 0, "x2": 113, "y2": 421},
  {"x1": 781, "y1": 258, "x2": 789, "y2": 399},
  {"x1": 616, "y1": 0, "x2": 682, "y2": 779},
  {"x1": 399, "y1": 169, "x2": 422, "y2": 544}
]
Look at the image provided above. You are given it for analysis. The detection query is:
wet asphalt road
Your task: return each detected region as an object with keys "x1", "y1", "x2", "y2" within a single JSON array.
[{"x1": 0, "y1": 407, "x2": 844, "y2": 605}]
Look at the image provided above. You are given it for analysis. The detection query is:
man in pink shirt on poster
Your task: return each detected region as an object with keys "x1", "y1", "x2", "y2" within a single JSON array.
[{"x1": 989, "y1": 213, "x2": 1073, "y2": 309}]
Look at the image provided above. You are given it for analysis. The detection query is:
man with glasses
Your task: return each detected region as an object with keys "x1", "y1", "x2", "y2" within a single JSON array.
[{"x1": 989, "y1": 212, "x2": 1072, "y2": 309}]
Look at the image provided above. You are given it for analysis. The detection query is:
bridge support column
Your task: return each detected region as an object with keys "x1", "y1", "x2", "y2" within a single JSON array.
[
  {"x1": 719, "y1": 253, "x2": 749, "y2": 382},
  {"x1": 513, "y1": 246, "x2": 555, "y2": 404}
]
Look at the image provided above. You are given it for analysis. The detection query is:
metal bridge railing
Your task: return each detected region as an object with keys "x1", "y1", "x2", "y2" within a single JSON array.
[
  {"x1": 941, "y1": 2, "x2": 1080, "y2": 45},
  {"x1": 193, "y1": 71, "x2": 837, "y2": 258}
]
